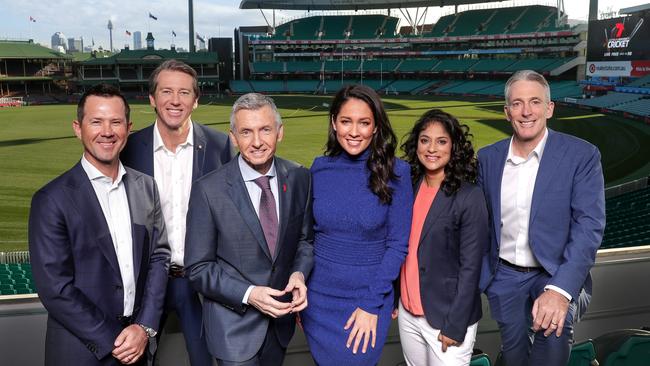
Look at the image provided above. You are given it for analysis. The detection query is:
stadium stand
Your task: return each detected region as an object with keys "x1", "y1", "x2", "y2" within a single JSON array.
[
  {"x1": 0, "y1": 40, "x2": 70, "y2": 95},
  {"x1": 286, "y1": 61, "x2": 323, "y2": 73},
  {"x1": 249, "y1": 80, "x2": 285, "y2": 93},
  {"x1": 396, "y1": 59, "x2": 438, "y2": 72},
  {"x1": 610, "y1": 98, "x2": 650, "y2": 117},
  {"x1": 322, "y1": 16, "x2": 351, "y2": 40},
  {"x1": 349, "y1": 15, "x2": 387, "y2": 39},
  {"x1": 362, "y1": 59, "x2": 400, "y2": 72},
  {"x1": 286, "y1": 80, "x2": 320, "y2": 93},
  {"x1": 229, "y1": 80, "x2": 254, "y2": 93},
  {"x1": 628, "y1": 75, "x2": 650, "y2": 88},
  {"x1": 578, "y1": 92, "x2": 643, "y2": 108},
  {"x1": 601, "y1": 186, "x2": 650, "y2": 248},
  {"x1": 470, "y1": 59, "x2": 517, "y2": 73},
  {"x1": 0, "y1": 263, "x2": 35, "y2": 295},
  {"x1": 251, "y1": 61, "x2": 285, "y2": 73},
  {"x1": 324, "y1": 60, "x2": 361, "y2": 72},
  {"x1": 432, "y1": 59, "x2": 479, "y2": 72}
]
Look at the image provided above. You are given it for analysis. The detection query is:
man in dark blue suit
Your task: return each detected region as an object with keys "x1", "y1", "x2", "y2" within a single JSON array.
[
  {"x1": 477, "y1": 70, "x2": 605, "y2": 366},
  {"x1": 29, "y1": 84, "x2": 170, "y2": 365},
  {"x1": 121, "y1": 59, "x2": 233, "y2": 366}
]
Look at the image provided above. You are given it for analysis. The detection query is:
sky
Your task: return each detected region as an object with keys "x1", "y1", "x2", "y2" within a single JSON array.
[{"x1": 0, "y1": 0, "x2": 648, "y2": 51}]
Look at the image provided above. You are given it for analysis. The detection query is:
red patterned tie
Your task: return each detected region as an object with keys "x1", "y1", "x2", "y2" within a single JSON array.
[{"x1": 253, "y1": 176, "x2": 278, "y2": 257}]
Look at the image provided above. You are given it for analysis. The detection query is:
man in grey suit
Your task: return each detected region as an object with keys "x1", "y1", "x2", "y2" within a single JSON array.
[
  {"x1": 185, "y1": 93, "x2": 314, "y2": 366},
  {"x1": 29, "y1": 84, "x2": 170, "y2": 365}
]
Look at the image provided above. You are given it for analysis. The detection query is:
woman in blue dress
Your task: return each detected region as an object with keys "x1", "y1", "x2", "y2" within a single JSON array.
[{"x1": 302, "y1": 84, "x2": 413, "y2": 365}]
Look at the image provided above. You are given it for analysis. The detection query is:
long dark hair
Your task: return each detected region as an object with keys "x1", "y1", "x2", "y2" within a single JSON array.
[
  {"x1": 400, "y1": 109, "x2": 477, "y2": 195},
  {"x1": 325, "y1": 84, "x2": 397, "y2": 204}
]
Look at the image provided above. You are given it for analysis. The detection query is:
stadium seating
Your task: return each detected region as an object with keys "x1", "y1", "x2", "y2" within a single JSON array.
[
  {"x1": 286, "y1": 61, "x2": 323, "y2": 73},
  {"x1": 384, "y1": 80, "x2": 435, "y2": 94},
  {"x1": 446, "y1": 9, "x2": 493, "y2": 36},
  {"x1": 362, "y1": 59, "x2": 400, "y2": 72},
  {"x1": 380, "y1": 17, "x2": 399, "y2": 38},
  {"x1": 425, "y1": 13, "x2": 457, "y2": 36},
  {"x1": 478, "y1": 7, "x2": 522, "y2": 35},
  {"x1": 568, "y1": 340, "x2": 597, "y2": 366},
  {"x1": 323, "y1": 60, "x2": 361, "y2": 73},
  {"x1": 286, "y1": 80, "x2": 320, "y2": 93},
  {"x1": 293, "y1": 16, "x2": 322, "y2": 40},
  {"x1": 510, "y1": 6, "x2": 556, "y2": 33},
  {"x1": 578, "y1": 92, "x2": 643, "y2": 108},
  {"x1": 322, "y1": 16, "x2": 351, "y2": 40},
  {"x1": 470, "y1": 59, "x2": 517, "y2": 73},
  {"x1": 432, "y1": 59, "x2": 479, "y2": 72},
  {"x1": 0, "y1": 263, "x2": 36, "y2": 295},
  {"x1": 349, "y1": 15, "x2": 387, "y2": 39},
  {"x1": 604, "y1": 335, "x2": 650, "y2": 365},
  {"x1": 611, "y1": 98, "x2": 650, "y2": 117},
  {"x1": 628, "y1": 75, "x2": 650, "y2": 88},
  {"x1": 251, "y1": 62, "x2": 285, "y2": 73},
  {"x1": 249, "y1": 80, "x2": 285, "y2": 93},
  {"x1": 229, "y1": 80, "x2": 254, "y2": 93},
  {"x1": 396, "y1": 59, "x2": 438, "y2": 72},
  {"x1": 549, "y1": 81, "x2": 583, "y2": 99},
  {"x1": 601, "y1": 186, "x2": 650, "y2": 248}
]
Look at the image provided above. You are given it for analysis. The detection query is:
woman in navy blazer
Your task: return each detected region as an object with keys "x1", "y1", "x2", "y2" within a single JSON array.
[{"x1": 397, "y1": 109, "x2": 489, "y2": 365}]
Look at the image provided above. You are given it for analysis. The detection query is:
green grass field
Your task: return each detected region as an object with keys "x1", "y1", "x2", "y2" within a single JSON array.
[{"x1": 1, "y1": 94, "x2": 649, "y2": 251}]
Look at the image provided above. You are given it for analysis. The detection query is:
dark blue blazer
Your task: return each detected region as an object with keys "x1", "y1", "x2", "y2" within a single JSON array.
[
  {"x1": 120, "y1": 122, "x2": 233, "y2": 181},
  {"x1": 477, "y1": 129, "x2": 606, "y2": 300},
  {"x1": 29, "y1": 163, "x2": 170, "y2": 365},
  {"x1": 413, "y1": 181, "x2": 488, "y2": 342}
]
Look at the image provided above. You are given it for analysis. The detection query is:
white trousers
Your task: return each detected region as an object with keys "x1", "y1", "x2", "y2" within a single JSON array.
[{"x1": 398, "y1": 302, "x2": 478, "y2": 366}]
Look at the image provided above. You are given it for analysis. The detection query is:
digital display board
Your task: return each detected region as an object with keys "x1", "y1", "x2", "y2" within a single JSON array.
[{"x1": 587, "y1": 14, "x2": 649, "y2": 62}]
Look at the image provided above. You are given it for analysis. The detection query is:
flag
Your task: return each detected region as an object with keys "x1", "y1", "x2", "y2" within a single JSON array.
[
  {"x1": 125, "y1": 30, "x2": 132, "y2": 36},
  {"x1": 92, "y1": 38, "x2": 95, "y2": 46},
  {"x1": 29, "y1": 16, "x2": 36, "y2": 22},
  {"x1": 149, "y1": 13, "x2": 158, "y2": 20},
  {"x1": 196, "y1": 33, "x2": 205, "y2": 43},
  {"x1": 172, "y1": 30, "x2": 177, "y2": 37}
]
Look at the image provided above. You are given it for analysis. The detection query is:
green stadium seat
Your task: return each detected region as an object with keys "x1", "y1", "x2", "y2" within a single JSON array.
[
  {"x1": 569, "y1": 340, "x2": 597, "y2": 366},
  {"x1": 15, "y1": 288, "x2": 32, "y2": 295},
  {"x1": 12, "y1": 283, "x2": 29, "y2": 290},
  {"x1": 0, "y1": 278, "x2": 15, "y2": 285},
  {"x1": 0, "y1": 284, "x2": 14, "y2": 291},
  {"x1": 14, "y1": 277, "x2": 30, "y2": 284},
  {"x1": 0, "y1": 289, "x2": 17, "y2": 295},
  {"x1": 604, "y1": 336, "x2": 650, "y2": 366},
  {"x1": 470, "y1": 353, "x2": 492, "y2": 366},
  {"x1": 0, "y1": 269, "x2": 12, "y2": 276},
  {"x1": 0, "y1": 274, "x2": 11, "y2": 280}
]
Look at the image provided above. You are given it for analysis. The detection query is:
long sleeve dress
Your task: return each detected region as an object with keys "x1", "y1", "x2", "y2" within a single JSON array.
[{"x1": 302, "y1": 149, "x2": 413, "y2": 365}]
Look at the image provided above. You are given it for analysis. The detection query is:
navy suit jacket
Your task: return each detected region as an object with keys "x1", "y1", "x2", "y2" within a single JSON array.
[
  {"x1": 120, "y1": 121, "x2": 233, "y2": 182},
  {"x1": 413, "y1": 181, "x2": 489, "y2": 342},
  {"x1": 184, "y1": 156, "x2": 314, "y2": 362},
  {"x1": 29, "y1": 163, "x2": 170, "y2": 365},
  {"x1": 477, "y1": 129, "x2": 606, "y2": 300}
]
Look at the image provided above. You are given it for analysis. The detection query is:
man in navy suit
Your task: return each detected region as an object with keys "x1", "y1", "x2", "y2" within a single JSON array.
[
  {"x1": 477, "y1": 70, "x2": 605, "y2": 366},
  {"x1": 29, "y1": 84, "x2": 170, "y2": 365},
  {"x1": 121, "y1": 59, "x2": 233, "y2": 366},
  {"x1": 185, "y1": 93, "x2": 313, "y2": 365}
]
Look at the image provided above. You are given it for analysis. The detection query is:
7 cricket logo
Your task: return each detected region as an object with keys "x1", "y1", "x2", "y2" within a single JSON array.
[{"x1": 606, "y1": 18, "x2": 644, "y2": 49}]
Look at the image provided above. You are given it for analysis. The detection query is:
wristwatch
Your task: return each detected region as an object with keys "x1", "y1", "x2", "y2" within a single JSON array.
[{"x1": 138, "y1": 324, "x2": 157, "y2": 338}]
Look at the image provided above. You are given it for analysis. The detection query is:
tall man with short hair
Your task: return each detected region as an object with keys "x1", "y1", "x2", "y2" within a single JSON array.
[
  {"x1": 477, "y1": 70, "x2": 606, "y2": 365},
  {"x1": 29, "y1": 84, "x2": 170, "y2": 365},
  {"x1": 185, "y1": 93, "x2": 314, "y2": 366},
  {"x1": 121, "y1": 59, "x2": 233, "y2": 366}
]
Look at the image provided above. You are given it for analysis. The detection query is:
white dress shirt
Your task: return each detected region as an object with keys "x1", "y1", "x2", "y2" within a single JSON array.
[
  {"x1": 81, "y1": 156, "x2": 136, "y2": 316},
  {"x1": 153, "y1": 121, "x2": 194, "y2": 266},
  {"x1": 237, "y1": 154, "x2": 280, "y2": 304},
  {"x1": 499, "y1": 129, "x2": 571, "y2": 301}
]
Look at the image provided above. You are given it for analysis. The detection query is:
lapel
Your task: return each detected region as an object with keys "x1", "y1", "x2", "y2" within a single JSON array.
[
  {"x1": 192, "y1": 122, "x2": 207, "y2": 182},
  {"x1": 138, "y1": 125, "x2": 155, "y2": 176},
  {"x1": 273, "y1": 159, "x2": 290, "y2": 263},
  {"x1": 530, "y1": 129, "x2": 563, "y2": 223},
  {"x1": 490, "y1": 139, "x2": 509, "y2": 246},
  {"x1": 123, "y1": 171, "x2": 146, "y2": 285},
  {"x1": 226, "y1": 158, "x2": 273, "y2": 261},
  {"x1": 67, "y1": 163, "x2": 122, "y2": 277},
  {"x1": 417, "y1": 180, "x2": 454, "y2": 245}
]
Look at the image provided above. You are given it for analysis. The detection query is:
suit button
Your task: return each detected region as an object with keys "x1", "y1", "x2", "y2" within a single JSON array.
[{"x1": 271, "y1": 266, "x2": 276, "y2": 273}]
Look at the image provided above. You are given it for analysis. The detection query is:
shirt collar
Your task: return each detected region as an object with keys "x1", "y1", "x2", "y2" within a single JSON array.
[
  {"x1": 506, "y1": 128, "x2": 548, "y2": 164},
  {"x1": 80, "y1": 154, "x2": 127, "y2": 185},
  {"x1": 153, "y1": 120, "x2": 194, "y2": 152},
  {"x1": 237, "y1": 154, "x2": 276, "y2": 182}
]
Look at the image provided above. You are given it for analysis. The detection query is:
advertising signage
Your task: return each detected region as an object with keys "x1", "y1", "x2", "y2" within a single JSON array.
[{"x1": 587, "y1": 14, "x2": 649, "y2": 62}]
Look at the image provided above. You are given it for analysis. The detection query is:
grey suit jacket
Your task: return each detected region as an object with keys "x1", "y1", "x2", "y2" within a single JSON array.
[
  {"x1": 185, "y1": 156, "x2": 314, "y2": 362},
  {"x1": 29, "y1": 162, "x2": 170, "y2": 365}
]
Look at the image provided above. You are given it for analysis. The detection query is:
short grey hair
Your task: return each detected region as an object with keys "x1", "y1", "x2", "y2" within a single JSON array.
[
  {"x1": 504, "y1": 70, "x2": 551, "y2": 105},
  {"x1": 230, "y1": 93, "x2": 282, "y2": 130}
]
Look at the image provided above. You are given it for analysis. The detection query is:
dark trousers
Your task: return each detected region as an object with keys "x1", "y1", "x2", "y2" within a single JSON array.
[
  {"x1": 216, "y1": 324, "x2": 286, "y2": 366},
  {"x1": 485, "y1": 263, "x2": 590, "y2": 366},
  {"x1": 157, "y1": 277, "x2": 212, "y2": 366}
]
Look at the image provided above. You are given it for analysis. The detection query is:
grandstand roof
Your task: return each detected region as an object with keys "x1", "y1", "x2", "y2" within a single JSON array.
[
  {"x1": 80, "y1": 49, "x2": 218, "y2": 65},
  {"x1": 240, "y1": 0, "x2": 495, "y2": 10},
  {"x1": 0, "y1": 40, "x2": 71, "y2": 60}
]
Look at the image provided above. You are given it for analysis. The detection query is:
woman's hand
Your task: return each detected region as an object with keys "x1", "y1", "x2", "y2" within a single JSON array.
[
  {"x1": 344, "y1": 307, "x2": 377, "y2": 354},
  {"x1": 438, "y1": 332, "x2": 460, "y2": 352}
]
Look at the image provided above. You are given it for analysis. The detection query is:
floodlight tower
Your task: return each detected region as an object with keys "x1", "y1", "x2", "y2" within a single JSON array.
[
  {"x1": 189, "y1": 0, "x2": 195, "y2": 53},
  {"x1": 108, "y1": 20, "x2": 114, "y2": 52}
]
